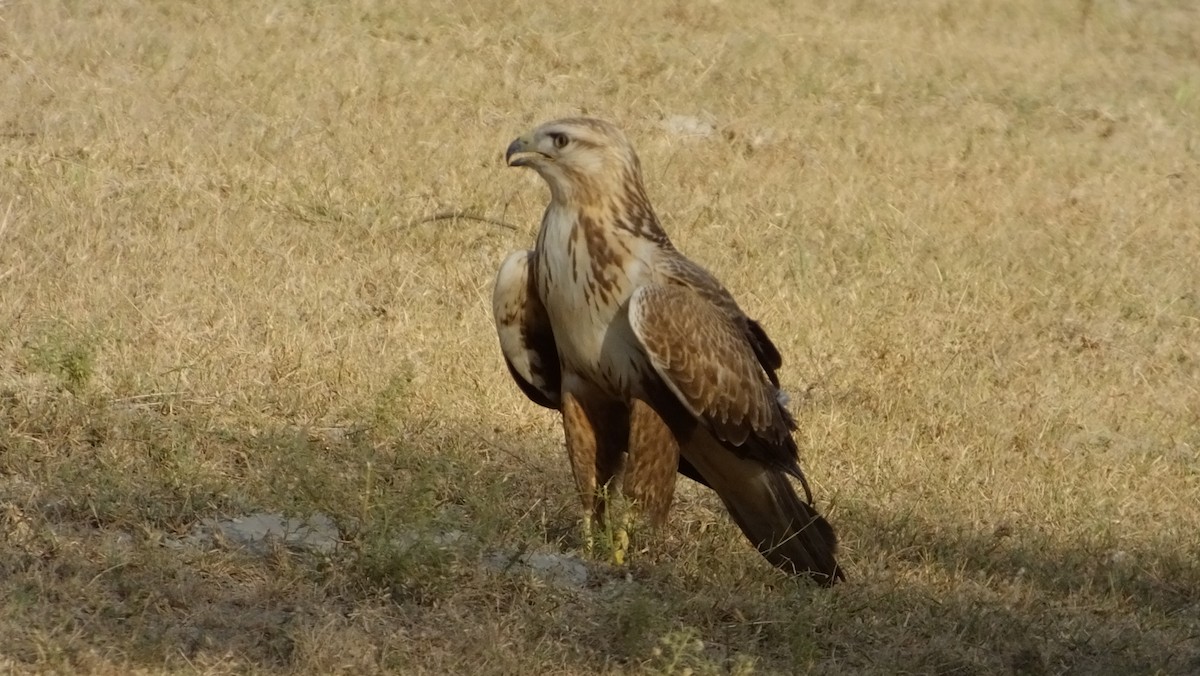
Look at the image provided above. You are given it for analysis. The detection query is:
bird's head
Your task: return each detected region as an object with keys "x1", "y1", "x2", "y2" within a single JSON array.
[{"x1": 505, "y1": 117, "x2": 643, "y2": 205}]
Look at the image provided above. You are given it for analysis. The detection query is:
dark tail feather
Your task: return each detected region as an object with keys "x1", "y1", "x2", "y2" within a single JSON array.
[
  {"x1": 680, "y1": 433, "x2": 844, "y2": 585},
  {"x1": 720, "y1": 469, "x2": 844, "y2": 586}
]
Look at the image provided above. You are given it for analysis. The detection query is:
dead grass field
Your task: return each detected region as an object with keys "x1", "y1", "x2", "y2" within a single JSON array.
[{"x1": 2, "y1": 0, "x2": 1199, "y2": 673}]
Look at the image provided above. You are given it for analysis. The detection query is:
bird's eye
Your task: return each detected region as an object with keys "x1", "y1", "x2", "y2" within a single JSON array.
[{"x1": 551, "y1": 132, "x2": 569, "y2": 149}]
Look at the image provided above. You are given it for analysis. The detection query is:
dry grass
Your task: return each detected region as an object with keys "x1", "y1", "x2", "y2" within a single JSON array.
[{"x1": 2, "y1": 0, "x2": 1199, "y2": 673}]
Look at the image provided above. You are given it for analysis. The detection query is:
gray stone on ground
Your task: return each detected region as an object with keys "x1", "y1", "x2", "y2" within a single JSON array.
[
  {"x1": 484, "y1": 550, "x2": 590, "y2": 588},
  {"x1": 178, "y1": 512, "x2": 341, "y2": 555},
  {"x1": 169, "y1": 511, "x2": 593, "y2": 590}
]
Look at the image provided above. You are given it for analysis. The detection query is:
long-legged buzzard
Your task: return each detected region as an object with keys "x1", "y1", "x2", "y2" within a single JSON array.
[{"x1": 493, "y1": 118, "x2": 843, "y2": 585}]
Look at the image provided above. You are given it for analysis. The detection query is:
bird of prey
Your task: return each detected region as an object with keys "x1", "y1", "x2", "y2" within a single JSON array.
[{"x1": 492, "y1": 117, "x2": 843, "y2": 585}]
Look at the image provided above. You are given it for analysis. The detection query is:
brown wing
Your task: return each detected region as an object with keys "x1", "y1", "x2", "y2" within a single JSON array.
[
  {"x1": 627, "y1": 283, "x2": 841, "y2": 583},
  {"x1": 493, "y1": 250, "x2": 560, "y2": 409},
  {"x1": 659, "y1": 254, "x2": 787, "y2": 389},
  {"x1": 628, "y1": 283, "x2": 816, "y2": 503},
  {"x1": 628, "y1": 284, "x2": 792, "y2": 454}
]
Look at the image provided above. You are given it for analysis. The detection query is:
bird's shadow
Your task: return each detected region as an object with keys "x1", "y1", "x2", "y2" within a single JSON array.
[{"x1": 817, "y1": 500, "x2": 1200, "y2": 673}]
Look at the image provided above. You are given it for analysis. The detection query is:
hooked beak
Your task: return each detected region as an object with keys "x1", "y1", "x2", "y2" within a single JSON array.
[{"x1": 505, "y1": 134, "x2": 541, "y2": 167}]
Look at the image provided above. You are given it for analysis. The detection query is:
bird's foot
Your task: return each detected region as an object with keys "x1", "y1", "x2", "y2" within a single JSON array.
[
  {"x1": 610, "y1": 525, "x2": 630, "y2": 566},
  {"x1": 580, "y1": 516, "x2": 596, "y2": 554}
]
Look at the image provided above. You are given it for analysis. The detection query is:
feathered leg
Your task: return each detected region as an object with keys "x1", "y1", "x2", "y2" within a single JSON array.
[
  {"x1": 560, "y1": 382, "x2": 627, "y2": 557},
  {"x1": 625, "y1": 399, "x2": 679, "y2": 526},
  {"x1": 612, "y1": 399, "x2": 681, "y2": 564}
]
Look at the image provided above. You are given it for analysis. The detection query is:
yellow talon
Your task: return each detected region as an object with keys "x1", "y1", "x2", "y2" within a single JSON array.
[
  {"x1": 611, "y1": 525, "x2": 630, "y2": 566},
  {"x1": 581, "y1": 515, "x2": 595, "y2": 554}
]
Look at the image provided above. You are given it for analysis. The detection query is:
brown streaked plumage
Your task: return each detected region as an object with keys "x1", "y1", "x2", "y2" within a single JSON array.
[{"x1": 492, "y1": 117, "x2": 843, "y2": 584}]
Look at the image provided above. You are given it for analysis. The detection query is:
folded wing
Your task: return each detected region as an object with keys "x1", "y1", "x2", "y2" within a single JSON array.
[
  {"x1": 493, "y1": 250, "x2": 560, "y2": 409},
  {"x1": 627, "y1": 283, "x2": 795, "y2": 471},
  {"x1": 627, "y1": 283, "x2": 842, "y2": 584}
]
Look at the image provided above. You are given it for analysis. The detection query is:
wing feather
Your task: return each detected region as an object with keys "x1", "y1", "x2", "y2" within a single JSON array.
[
  {"x1": 659, "y1": 255, "x2": 787, "y2": 387},
  {"x1": 628, "y1": 284, "x2": 796, "y2": 470},
  {"x1": 493, "y1": 250, "x2": 560, "y2": 409}
]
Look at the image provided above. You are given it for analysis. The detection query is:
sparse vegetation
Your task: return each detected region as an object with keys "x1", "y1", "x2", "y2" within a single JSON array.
[{"x1": 2, "y1": 0, "x2": 1198, "y2": 673}]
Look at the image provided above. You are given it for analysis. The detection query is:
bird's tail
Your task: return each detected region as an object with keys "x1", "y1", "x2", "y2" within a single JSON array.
[{"x1": 683, "y1": 439, "x2": 843, "y2": 586}]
